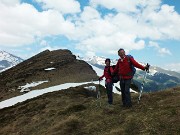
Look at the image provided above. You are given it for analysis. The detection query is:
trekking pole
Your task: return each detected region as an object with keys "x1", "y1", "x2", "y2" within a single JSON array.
[
  {"x1": 138, "y1": 63, "x2": 150, "y2": 103},
  {"x1": 96, "y1": 80, "x2": 101, "y2": 107}
]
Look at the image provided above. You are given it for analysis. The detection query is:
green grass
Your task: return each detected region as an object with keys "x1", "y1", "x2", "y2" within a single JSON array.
[{"x1": 0, "y1": 85, "x2": 179, "y2": 135}]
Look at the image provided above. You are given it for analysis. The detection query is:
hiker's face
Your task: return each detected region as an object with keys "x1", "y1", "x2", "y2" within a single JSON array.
[
  {"x1": 118, "y1": 50, "x2": 125, "y2": 58},
  {"x1": 105, "y1": 61, "x2": 110, "y2": 66}
]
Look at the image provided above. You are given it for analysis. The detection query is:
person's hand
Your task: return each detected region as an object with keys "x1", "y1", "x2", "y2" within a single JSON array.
[
  {"x1": 144, "y1": 63, "x2": 150, "y2": 72},
  {"x1": 98, "y1": 77, "x2": 103, "y2": 81}
]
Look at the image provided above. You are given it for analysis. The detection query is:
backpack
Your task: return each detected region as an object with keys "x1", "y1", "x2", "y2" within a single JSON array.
[
  {"x1": 127, "y1": 55, "x2": 136, "y2": 76},
  {"x1": 108, "y1": 65, "x2": 119, "y2": 83}
]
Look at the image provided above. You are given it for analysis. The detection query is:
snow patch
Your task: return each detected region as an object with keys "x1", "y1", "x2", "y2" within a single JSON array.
[
  {"x1": 44, "y1": 68, "x2": 56, "y2": 71},
  {"x1": 84, "y1": 86, "x2": 96, "y2": 91},
  {"x1": 0, "y1": 82, "x2": 91, "y2": 109},
  {"x1": 18, "y1": 81, "x2": 48, "y2": 92}
]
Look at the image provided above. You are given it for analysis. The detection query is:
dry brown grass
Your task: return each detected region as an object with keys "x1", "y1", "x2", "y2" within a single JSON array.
[{"x1": 0, "y1": 85, "x2": 179, "y2": 135}]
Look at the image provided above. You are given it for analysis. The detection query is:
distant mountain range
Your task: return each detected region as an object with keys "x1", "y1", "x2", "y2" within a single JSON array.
[
  {"x1": 79, "y1": 56, "x2": 180, "y2": 92},
  {"x1": 0, "y1": 51, "x2": 23, "y2": 72},
  {"x1": 1, "y1": 51, "x2": 180, "y2": 92}
]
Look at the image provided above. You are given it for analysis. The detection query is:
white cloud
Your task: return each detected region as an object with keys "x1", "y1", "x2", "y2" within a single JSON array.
[
  {"x1": 90, "y1": 0, "x2": 161, "y2": 13},
  {"x1": 40, "y1": 40, "x2": 48, "y2": 46},
  {"x1": 80, "y1": 6, "x2": 101, "y2": 21},
  {"x1": 40, "y1": 46, "x2": 61, "y2": 52},
  {"x1": 72, "y1": 0, "x2": 180, "y2": 56},
  {"x1": 158, "y1": 48, "x2": 171, "y2": 56},
  {"x1": 89, "y1": 0, "x2": 180, "y2": 40},
  {"x1": 0, "y1": 2, "x2": 75, "y2": 46},
  {"x1": 36, "y1": 0, "x2": 81, "y2": 14},
  {"x1": 76, "y1": 33, "x2": 145, "y2": 55},
  {"x1": 0, "y1": 0, "x2": 20, "y2": 6},
  {"x1": 149, "y1": 41, "x2": 171, "y2": 56},
  {"x1": 140, "y1": 4, "x2": 180, "y2": 40},
  {"x1": 164, "y1": 63, "x2": 180, "y2": 72},
  {"x1": 90, "y1": 0, "x2": 139, "y2": 13},
  {"x1": 0, "y1": 0, "x2": 180, "y2": 58}
]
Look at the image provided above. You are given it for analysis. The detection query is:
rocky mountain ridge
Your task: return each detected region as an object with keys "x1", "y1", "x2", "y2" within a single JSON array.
[{"x1": 0, "y1": 49, "x2": 98, "y2": 101}]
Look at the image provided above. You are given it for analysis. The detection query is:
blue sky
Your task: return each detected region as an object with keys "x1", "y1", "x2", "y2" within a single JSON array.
[{"x1": 0, "y1": 0, "x2": 180, "y2": 72}]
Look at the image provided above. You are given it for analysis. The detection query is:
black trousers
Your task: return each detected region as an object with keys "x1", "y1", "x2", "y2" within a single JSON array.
[
  {"x1": 105, "y1": 82, "x2": 113, "y2": 104},
  {"x1": 120, "y1": 79, "x2": 132, "y2": 106}
]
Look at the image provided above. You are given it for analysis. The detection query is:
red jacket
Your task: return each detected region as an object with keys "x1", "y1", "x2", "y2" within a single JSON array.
[
  {"x1": 100, "y1": 66, "x2": 114, "y2": 82},
  {"x1": 113, "y1": 55, "x2": 145, "y2": 79}
]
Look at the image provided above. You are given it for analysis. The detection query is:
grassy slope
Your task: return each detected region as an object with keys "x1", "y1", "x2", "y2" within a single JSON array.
[{"x1": 0, "y1": 85, "x2": 179, "y2": 135}]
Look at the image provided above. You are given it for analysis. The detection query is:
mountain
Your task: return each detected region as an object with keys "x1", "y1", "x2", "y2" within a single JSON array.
[
  {"x1": 0, "y1": 49, "x2": 98, "y2": 101},
  {"x1": 80, "y1": 56, "x2": 180, "y2": 92},
  {"x1": 0, "y1": 51, "x2": 179, "y2": 134},
  {"x1": 0, "y1": 84, "x2": 179, "y2": 135},
  {"x1": 0, "y1": 51, "x2": 23, "y2": 72},
  {"x1": 77, "y1": 55, "x2": 118, "y2": 69}
]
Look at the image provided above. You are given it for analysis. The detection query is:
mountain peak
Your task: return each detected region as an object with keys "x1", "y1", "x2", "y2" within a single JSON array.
[
  {"x1": 0, "y1": 50, "x2": 23, "y2": 71},
  {"x1": 80, "y1": 55, "x2": 117, "y2": 66}
]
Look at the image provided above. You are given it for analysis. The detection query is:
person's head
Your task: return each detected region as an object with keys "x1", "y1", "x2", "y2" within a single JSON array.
[
  {"x1": 118, "y1": 48, "x2": 125, "y2": 58},
  {"x1": 105, "y1": 58, "x2": 110, "y2": 66}
]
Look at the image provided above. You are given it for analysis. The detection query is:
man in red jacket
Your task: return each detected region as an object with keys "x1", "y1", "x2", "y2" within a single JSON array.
[
  {"x1": 99, "y1": 58, "x2": 114, "y2": 105},
  {"x1": 113, "y1": 48, "x2": 149, "y2": 107}
]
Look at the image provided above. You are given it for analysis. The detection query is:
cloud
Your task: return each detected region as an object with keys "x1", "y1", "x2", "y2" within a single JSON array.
[
  {"x1": 39, "y1": 45, "x2": 61, "y2": 52},
  {"x1": 164, "y1": 63, "x2": 180, "y2": 72},
  {"x1": 140, "y1": 4, "x2": 180, "y2": 40},
  {"x1": 90, "y1": 0, "x2": 139, "y2": 13},
  {"x1": 0, "y1": 0, "x2": 20, "y2": 6},
  {"x1": 0, "y1": 0, "x2": 180, "y2": 58},
  {"x1": 72, "y1": 1, "x2": 180, "y2": 56},
  {"x1": 149, "y1": 41, "x2": 172, "y2": 56},
  {"x1": 0, "y1": 2, "x2": 75, "y2": 46},
  {"x1": 76, "y1": 32, "x2": 145, "y2": 55},
  {"x1": 40, "y1": 40, "x2": 48, "y2": 46},
  {"x1": 90, "y1": 0, "x2": 161, "y2": 13},
  {"x1": 36, "y1": 0, "x2": 81, "y2": 14},
  {"x1": 89, "y1": 0, "x2": 180, "y2": 40}
]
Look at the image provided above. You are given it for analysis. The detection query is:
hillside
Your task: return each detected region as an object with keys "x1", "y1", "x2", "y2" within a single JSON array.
[
  {"x1": 0, "y1": 49, "x2": 98, "y2": 101},
  {"x1": 0, "y1": 85, "x2": 179, "y2": 135}
]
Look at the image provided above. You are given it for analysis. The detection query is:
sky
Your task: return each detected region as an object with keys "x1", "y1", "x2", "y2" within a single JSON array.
[{"x1": 0, "y1": 0, "x2": 180, "y2": 72}]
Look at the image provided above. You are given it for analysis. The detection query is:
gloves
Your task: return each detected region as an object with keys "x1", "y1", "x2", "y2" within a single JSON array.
[{"x1": 144, "y1": 63, "x2": 150, "y2": 72}]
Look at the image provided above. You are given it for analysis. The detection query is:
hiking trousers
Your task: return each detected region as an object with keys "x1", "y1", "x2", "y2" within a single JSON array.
[
  {"x1": 120, "y1": 79, "x2": 132, "y2": 106},
  {"x1": 105, "y1": 82, "x2": 113, "y2": 104}
]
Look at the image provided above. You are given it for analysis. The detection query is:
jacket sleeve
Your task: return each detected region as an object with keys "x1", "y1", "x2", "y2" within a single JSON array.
[
  {"x1": 113, "y1": 61, "x2": 119, "y2": 74},
  {"x1": 99, "y1": 69, "x2": 105, "y2": 79},
  {"x1": 130, "y1": 57, "x2": 145, "y2": 70}
]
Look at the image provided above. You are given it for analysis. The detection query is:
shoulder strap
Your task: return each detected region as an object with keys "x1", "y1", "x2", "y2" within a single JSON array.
[{"x1": 127, "y1": 55, "x2": 131, "y2": 63}]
